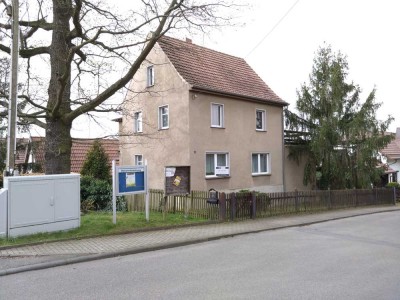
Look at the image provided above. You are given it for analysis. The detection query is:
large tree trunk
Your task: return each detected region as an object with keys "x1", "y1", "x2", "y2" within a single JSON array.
[
  {"x1": 45, "y1": 0, "x2": 73, "y2": 174},
  {"x1": 45, "y1": 119, "x2": 72, "y2": 174}
]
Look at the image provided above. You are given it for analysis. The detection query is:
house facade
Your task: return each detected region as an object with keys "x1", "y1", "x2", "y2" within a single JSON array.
[{"x1": 119, "y1": 36, "x2": 288, "y2": 192}]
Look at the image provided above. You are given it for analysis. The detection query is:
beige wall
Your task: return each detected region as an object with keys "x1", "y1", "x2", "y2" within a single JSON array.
[
  {"x1": 188, "y1": 92, "x2": 284, "y2": 192},
  {"x1": 120, "y1": 43, "x2": 285, "y2": 192},
  {"x1": 120, "y1": 44, "x2": 191, "y2": 189},
  {"x1": 284, "y1": 146, "x2": 313, "y2": 191}
]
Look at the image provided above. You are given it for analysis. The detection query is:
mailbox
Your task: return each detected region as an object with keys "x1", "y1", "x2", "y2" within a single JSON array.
[{"x1": 207, "y1": 188, "x2": 219, "y2": 205}]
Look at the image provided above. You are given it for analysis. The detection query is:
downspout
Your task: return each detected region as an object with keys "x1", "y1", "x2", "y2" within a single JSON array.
[{"x1": 281, "y1": 106, "x2": 287, "y2": 192}]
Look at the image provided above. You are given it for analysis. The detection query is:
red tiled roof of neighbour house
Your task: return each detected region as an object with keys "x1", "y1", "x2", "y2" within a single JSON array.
[
  {"x1": 27, "y1": 137, "x2": 119, "y2": 173},
  {"x1": 71, "y1": 138, "x2": 120, "y2": 173},
  {"x1": 381, "y1": 136, "x2": 400, "y2": 159},
  {"x1": 15, "y1": 138, "x2": 31, "y2": 165},
  {"x1": 157, "y1": 35, "x2": 288, "y2": 106}
]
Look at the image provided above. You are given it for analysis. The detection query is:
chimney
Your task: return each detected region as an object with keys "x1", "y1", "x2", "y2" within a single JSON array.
[
  {"x1": 186, "y1": 38, "x2": 192, "y2": 43},
  {"x1": 396, "y1": 127, "x2": 400, "y2": 139}
]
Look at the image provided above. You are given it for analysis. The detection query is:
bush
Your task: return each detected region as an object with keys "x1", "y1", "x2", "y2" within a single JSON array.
[
  {"x1": 386, "y1": 182, "x2": 400, "y2": 189},
  {"x1": 81, "y1": 140, "x2": 111, "y2": 181},
  {"x1": 80, "y1": 175, "x2": 126, "y2": 211}
]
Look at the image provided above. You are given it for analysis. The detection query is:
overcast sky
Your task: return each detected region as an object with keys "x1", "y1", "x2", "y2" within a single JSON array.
[
  {"x1": 205, "y1": 0, "x2": 399, "y2": 132},
  {"x1": 70, "y1": 0, "x2": 399, "y2": 137}
]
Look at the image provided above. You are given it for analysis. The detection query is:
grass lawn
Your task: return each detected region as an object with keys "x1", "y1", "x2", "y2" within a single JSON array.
[{"x1": 0, "y1": 211, "x2": 208, "y2": 248}]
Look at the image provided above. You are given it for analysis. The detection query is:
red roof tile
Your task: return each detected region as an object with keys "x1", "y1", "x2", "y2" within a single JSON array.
[
  {"x1": 381, "y1": 137, "x2": 400, "y2": 159},
  {"x1": 70, "y1": 138, "x2": 119, "y2": 173},
  {"x1": 157, "y1": 36, "x2": 287, "y2": 106},
  {"x1": 28, "y1": 137, "x2": 119, "y2": 173}
]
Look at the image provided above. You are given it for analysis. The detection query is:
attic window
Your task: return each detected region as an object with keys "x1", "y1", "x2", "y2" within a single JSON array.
[{"x1": 147, "y1": 65, "x2": 154, "y2": 87}]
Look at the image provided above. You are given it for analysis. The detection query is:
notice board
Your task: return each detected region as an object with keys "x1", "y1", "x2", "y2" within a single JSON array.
[
  {"x1": 116, "y1": 165, "x2": 146, "y2": 195},
  {"x1": 165, "y1": 166, "x2": 190, "y2": 196}
]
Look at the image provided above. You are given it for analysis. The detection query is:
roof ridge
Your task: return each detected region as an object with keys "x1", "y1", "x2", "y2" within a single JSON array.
[{"x1": 159, "y1": 35, "x2": 246, "y2": 61}]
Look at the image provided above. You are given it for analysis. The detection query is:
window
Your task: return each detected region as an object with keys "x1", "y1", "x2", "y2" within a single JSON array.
[
  {"x1": 134, "y1": 112, "x2": 142, "y2": 133},
  {"x1": 252, "y1": 153, "x2": 270, "y2": 175},
  {"x1": 256, "y1": 109, "x2": 266, "y2": 131},
  {"x1": 211, "y1": 103, "x2": 224, "y2": 128},
  {"x1": 158, "y1": 105, "x2": 169, "y2": 129},
  {"x1": 147, "y1": 65, "x2": 154, "y2": 87},
  {"x1": 206, "y1": 152, "x2": 229, "y2": 177},
  {"x1": 134, "y1": 155, "x2": 143, "y2": 166}
]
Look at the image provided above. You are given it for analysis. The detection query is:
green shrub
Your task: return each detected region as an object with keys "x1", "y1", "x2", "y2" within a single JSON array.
[
  {"x1": 386, "y1": 182, "x2": 400, "y2": 188},
  {"x1": 81, "y1": 140, "x2": 111, "y2": 181},
  {"x1": 80, "y1": 175, "x2": 126, "y2": 211}
]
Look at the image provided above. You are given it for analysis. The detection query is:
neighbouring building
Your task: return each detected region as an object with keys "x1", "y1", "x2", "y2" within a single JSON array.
[
  {"x1": 118, "y1": 35, "x2": 288, "y2": 193},
  {"x1": 381, "y1": 128, "x2": 400, "y2": 184},
  {"x1": 12, "y1": 137, "x2": 119, "y2": 174}
]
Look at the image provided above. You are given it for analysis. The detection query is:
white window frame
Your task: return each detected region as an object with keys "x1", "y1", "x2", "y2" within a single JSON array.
[
  {"x1": 205, "y1": 152, "x2": 230, "y2": 178},
  {"x1": 134, "y1": 154, "x2": 143, "y2": 166},
  {"x1": 158, "y1": 105, "x2": 169, "y2": 130},
  {"x1": 211, "y1": 103, "x2": 224, "y2": 128},
  {"x1": 147, "y1": 65, "x2": 154, "y2": 87},
  {"x1": 134, "y1": 111, "x2": 143, "y2": 133},
  {"x1": 252, "y1": 153, "x2": 270, "y2": 175},
  {"x1": 256, "y1": 109, "x2": 266, "y2": 131}
]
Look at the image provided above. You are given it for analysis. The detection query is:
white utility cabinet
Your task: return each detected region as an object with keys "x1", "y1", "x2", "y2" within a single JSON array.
[{"x1": 4, "y1": 174, "x2": 80, "y2": 237}]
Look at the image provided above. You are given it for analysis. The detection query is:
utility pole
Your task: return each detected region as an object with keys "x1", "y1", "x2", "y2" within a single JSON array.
[{"x1": 5, "y1": 0, "x2": 19, "y2": 176}]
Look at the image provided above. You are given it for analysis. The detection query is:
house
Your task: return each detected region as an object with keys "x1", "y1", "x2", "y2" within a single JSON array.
[
  {"x1": 381, "y1": 128, "x2": 400, "y2": 184},
  {"x1": 118, "y1": 35, "x2": 288, "y2": 192},
  {"x1": 12, "y1": 137, "x2": 119, "y2": 174}
]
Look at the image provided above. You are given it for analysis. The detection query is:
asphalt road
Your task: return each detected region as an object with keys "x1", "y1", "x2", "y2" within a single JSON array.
[{"x1": 1, "y1": 211, "x2": 399, "y2": 300}]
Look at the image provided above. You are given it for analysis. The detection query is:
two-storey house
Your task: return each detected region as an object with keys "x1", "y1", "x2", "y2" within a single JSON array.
[{"x1": 118, "y1": 35, "x2": 288, "y2": 192}]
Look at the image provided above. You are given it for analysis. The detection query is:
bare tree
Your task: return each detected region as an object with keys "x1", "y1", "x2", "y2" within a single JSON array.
[{"x1": 0, "y1": 0, "x2": 236, "y2": 174}]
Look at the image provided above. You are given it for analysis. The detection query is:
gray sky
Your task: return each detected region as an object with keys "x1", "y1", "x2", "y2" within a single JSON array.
[
  {"x1": 202, "y1": 0, "x2": 399, "y2": 132},
  {"x1": 69, "y1": 0, "x2": 399, "y2": 137}
]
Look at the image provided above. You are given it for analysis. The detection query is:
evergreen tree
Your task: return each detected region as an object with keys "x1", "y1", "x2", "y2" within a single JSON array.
[
  {"x1": 285, "y1": 45, "x2": 393, "y2": 189},
  {"x1": 81, "y1": 140, "x2": 110, "y2": 181}
]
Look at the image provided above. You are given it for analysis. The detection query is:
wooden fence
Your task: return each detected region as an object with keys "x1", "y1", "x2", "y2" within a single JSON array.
[{"x1": 126, "y1": 188, "x2": 397, "y2": 221}]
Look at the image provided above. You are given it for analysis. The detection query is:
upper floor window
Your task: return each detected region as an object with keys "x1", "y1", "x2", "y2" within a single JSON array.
[
  {"x1": 147, "y1": 65, "x2": 154, "y2": 87},
  {"x1": 134, "y1": 111, "x2": 142, "y2": 133},
  {"x1": 211, "y1": 103, "x2": 224, "y2": 128},
  {"x1": 206, "y1": 152, "x2": 229, "y2": 177},
  {"x1": 252, "y1": 153, "x2": 270, "y2": 175},
  {"x1": 256, "y1": 109, "x2": 266, "y2": 131},
  {"x1": 135, "y1": 154, "x2": 143, "y2": 166},
  {"x1": 158, "y1": 105, "x2": 169, "y2": 129}
]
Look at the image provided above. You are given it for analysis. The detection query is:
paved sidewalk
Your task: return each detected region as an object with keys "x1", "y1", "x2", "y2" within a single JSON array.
[{"x1": 1, "y1": 205, "x2": 399, "y2": 276}]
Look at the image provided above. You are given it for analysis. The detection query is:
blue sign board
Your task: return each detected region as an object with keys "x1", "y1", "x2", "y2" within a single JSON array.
[{"x1": 116, "y1": 166, "x2": 146, "y2": 195}]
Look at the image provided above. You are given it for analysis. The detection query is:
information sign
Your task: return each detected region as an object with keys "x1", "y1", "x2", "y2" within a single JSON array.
[{"x1": 116, "y1": 165, "x2": 146, "y2": 195}]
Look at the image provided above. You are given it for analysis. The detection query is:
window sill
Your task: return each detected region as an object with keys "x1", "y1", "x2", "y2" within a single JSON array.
[
  {"x1": 205, "y1": 176, "x2": 230, "y2": 180},
  {"x1": 159, "y1": 127, "x2": 169, "y2": 130},
  {"x1": 252, "y1": 173, "x2": 271, "y2": 177},
  {"x1": 211, "y1": 126, "x2": 225, "y2": 129},
  {"x1": 256, "y1": 129, "x2": 267, "y2": 132}
]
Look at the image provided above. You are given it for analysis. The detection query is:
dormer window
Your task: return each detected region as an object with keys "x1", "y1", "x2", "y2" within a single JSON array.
[{"x1": 147, "y1": 65, "x2": 154, "y2": 87}]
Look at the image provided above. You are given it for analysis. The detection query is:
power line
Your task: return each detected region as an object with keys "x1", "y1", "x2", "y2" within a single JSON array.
[{"x1": 246, "y1": 0, "x2": 300, "y2": 58}]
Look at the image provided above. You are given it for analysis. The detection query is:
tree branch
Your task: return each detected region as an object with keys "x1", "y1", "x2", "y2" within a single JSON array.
[{"x1": 65, "y1": 0, "x2": 184, "y2": 122}]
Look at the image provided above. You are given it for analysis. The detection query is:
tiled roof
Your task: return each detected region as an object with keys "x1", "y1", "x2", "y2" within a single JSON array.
[
  {"x1": 381, "y1": 136, "x2": 400, "y2": 159},
  {"x1": 70, "y1": 138, "x2": 119, "y2": 173},
  {"x1": 28, "y1": 137, "x2": 119, "y2": 173},
  {"x1": 157, "y1": 36, "x2": 287, "y2": 106}
]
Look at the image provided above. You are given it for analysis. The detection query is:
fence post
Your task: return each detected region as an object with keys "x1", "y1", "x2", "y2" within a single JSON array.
[
  {"x1": 393, "y1": 187, "x2": 397, "y2": 205},
  {"x1": 295, "y1": 189, "x2": 299, "y2": 212},
  {"x1": 354, "y1": 188, "x2": 358, "y2": 207},
  {"x1": 219, "y1": 192, "x2": 226, "y2": 221},
  {"x1": 374, "y1": 188, "x2": 378, "y2": 205},
  {"x1": 328, "y1": 188, "x2": 332, "y2": 210},
  {"x1": 184, "y1": 194, "x2": 188, "y2": 219},
  {"x1": 251, "y1": 192, "x2": 256, "y2": 219},
  {"x1": 230, "y1": 193, "x2": 236, "y2": 221}
]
